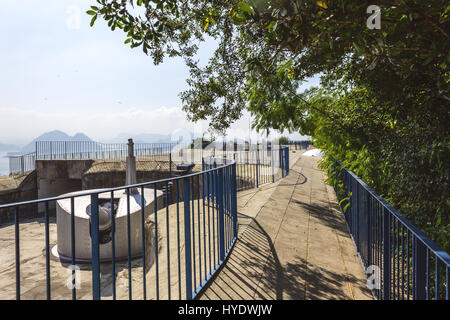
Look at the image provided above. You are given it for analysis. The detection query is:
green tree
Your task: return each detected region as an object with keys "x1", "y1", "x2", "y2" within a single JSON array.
[{"x1": 88, "y1": 0, "x2": 449, "y2": 250}]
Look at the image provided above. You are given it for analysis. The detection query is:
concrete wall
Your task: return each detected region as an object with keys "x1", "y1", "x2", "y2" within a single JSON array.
[
  {"x1": 82, "y1": 168, "x2": 203, "y2": 205},
  {"x1": 82, "y1": 169, "x2": 171, "y2": 190},
  {"x1": 36, "y1": 160, "x2": 94, "y2": 213},
  {"x1": 0, "y1": 171, "x2": 37, "y2": 225},
  {"x1": 1, "y1": 159, "x2": 205, "y2": 224}
]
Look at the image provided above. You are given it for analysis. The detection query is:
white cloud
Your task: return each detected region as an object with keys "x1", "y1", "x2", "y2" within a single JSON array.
[
  {"x1": 0, "y1": 106, "x2": 194, "y2": 141},
  {"x1": 0, "y1": 2, "x2": 312, "y2": 146}
]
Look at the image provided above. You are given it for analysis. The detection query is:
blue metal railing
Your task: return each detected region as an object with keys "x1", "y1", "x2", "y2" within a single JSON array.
[
  {"x1": 330, "y1": 163, "x2": 450, "y2": 300},
  {"x1": 36, "y1": 141, "x2": 181, "y2": 161},
  {"x1": 8, "y1": 152, "x2": 36, "y2": 175},
  {"x1": 281, "y1": 140, "x2": 311, "y2": 150},
  {"x1": 231, "y1": 145, "x2": 289, "y2": 191},
  {"x1": 0, "y1": 156, "x2": 239, "y2": 300},
  {"x1": 0, "y1": 144, "x2": 290, "y2": 300}
]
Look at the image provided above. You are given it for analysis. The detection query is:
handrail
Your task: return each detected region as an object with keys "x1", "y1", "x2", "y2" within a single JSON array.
[
  {"x1": 0, "y1": 147, "x2": 291, "y2": 300},
  {"x1": 0, "y1": 159, "x2": 233, "y2": 209},
  {"x1": 344, "y1": 168, "x2": 450, "y2": 266},
  {"x1": 330, "y1": 160, "x2": 449, "y2": 300}
]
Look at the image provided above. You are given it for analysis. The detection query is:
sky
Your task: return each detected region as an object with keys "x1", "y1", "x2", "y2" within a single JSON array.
[{"x1": 0, "y1": 1, "x2": 320, "y2": 146}]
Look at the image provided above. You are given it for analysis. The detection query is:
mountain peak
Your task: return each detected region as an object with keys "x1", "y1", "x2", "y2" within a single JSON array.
[{"x1": 20, "y1": 130, "x2": 93, "y2": 153}]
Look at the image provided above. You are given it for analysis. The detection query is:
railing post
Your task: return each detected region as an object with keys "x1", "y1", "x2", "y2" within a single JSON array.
[
  {"x1": 414, "y1": 238, "x2": 426, "y2": 300},
  {"x1": 279, "y1": 147, "x2": 283, "y2": 178},
  {"x1": 367, "y1": 190, "x2": 372, "y2": 267},
  {"x1": 356, "y1": 183, "x2": 360, "y2": 251},
  {"x1": 271, "y1": 148, "x2": 275, "y2": 183},
  {"x1": 217, "y1": 168, "x2": 225, "y2": 261},
  {"x1": 90, "y1": 194, "x2": 101, "y2": 300},
  {"x1": 169, "y1": 152, "x2": 172, "y2": 177},
  {"x1": 383, "y1": 206, "x2": 391, "y2": 300},
  {"x1": 256, "y1": 147, "x2": 259, "y2": 188},
  {"x1": 183, "y1": 178, "x2": 192, "y2": 300},
  {"x1": 286, "y1": 147, "x2": 289, "y2": 175},
  {"x1": 231, "y1": 162, "x2": 238, "y2": 238}
]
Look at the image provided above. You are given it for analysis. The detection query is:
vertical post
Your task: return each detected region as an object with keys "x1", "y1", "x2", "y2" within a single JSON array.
[
  {"x1": 90, "y1": 194, "x2": 101, "y2": 300},
  {"x1": 44, "y1": 202, "x2": 51, "y2": 300},
  {"x1": 14, "y1": 207, "x2": 20, "y2": 300},
  {"x1": 367, "y1": 190, "x2": 372, "y2": 267},
  {"x1": 183, "y1": 178, "x2": 192, "y2": 300},
  {"x1": 383, "y1": 207, "x2": 391, "y2": 300},
  {"x1": 169, "y1": 152, "x2": 172, "y2": 177},
  {"x1": 286, "y1": 147, "x2": 289, "y2": 175},
  {"x1": 414, "y1": 238, "x2": 426, "y2": 300},
  {"x1": 356, "y1": 183, "x2": 360, "y2": 251},
  {"x1": 279, "y1": 147, "x2": 282, "y2": 178},
  {"x1": 256, "y1": 146, "x2": 259, "y2": 188},
  {"x1": 271, "y1": 147, "x2": 275, "y2": 183},
  {"x1": 218, "y1": 168, "x2": 225, "y2": 261},
  {"x1": 231, "y1": 162, "x2": 238, "y2": 238}
]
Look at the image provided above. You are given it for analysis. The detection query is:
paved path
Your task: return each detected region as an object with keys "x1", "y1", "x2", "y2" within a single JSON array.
[{"x1": 198, "y1": 152, "x2": 373, "y2": 300}]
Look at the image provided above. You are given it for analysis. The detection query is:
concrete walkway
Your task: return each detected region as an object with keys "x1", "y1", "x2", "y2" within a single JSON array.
[{"x1": 198, "y1": 152, "x2": 373, "y2": 300}]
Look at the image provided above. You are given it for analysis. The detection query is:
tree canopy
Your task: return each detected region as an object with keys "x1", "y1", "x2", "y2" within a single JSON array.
[{"x1": 88, "y1": 0, "x2": 449, "y2": 250}]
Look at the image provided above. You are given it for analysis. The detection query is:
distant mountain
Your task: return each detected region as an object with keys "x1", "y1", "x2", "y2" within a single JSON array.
[{"x1": 17, "y1": 130, "x2": 93, "y2": 154}]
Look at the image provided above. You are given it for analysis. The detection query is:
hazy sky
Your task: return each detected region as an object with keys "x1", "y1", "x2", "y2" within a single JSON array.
[{"x1": 0, "y1": 1, "x2": 319, "y2": 145}]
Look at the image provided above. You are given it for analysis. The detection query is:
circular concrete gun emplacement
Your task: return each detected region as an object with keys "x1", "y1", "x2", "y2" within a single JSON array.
[{"x1": 52, "y1": 188, "x2": 164, "y2": 263}]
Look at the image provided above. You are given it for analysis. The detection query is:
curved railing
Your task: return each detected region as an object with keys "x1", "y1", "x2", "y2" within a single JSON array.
[
  {"x1": 0, "y1": 157, "x2": 238, "y2": 300},
  {"x1": 8, "y1": 152, "x2": 36, "y2": 175},
  {"x1": 330, "y1": 162, "x2": 450, "y2": 300}
]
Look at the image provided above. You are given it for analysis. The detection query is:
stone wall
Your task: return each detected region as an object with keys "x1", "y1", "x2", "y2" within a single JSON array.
[
  {"x1": 0, "y1": 171, "x2": 37, "y2": 225},
  {"x1": 0, "y1": 159, "x2": 206, "y2": 225}
]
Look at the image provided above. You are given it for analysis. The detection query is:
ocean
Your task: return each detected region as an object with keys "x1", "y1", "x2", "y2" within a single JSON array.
[{"x1": 0, "y1": 151, "x2": 11, "y2": 176}]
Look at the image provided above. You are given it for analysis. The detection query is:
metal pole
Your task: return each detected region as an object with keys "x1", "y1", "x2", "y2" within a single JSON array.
[
  {"x1": 169, "y1": 152, "x2": 172, "y2": 177},
  {"x1": 183, "y1": 178, "x2": 192, "y2": 300},
  {"x1": 218, "y1": 168, "x2": 225, "y2": 261},
  {"x1": 232, "y1": 163, "x2": 238, "y2": 238},
  {"x1": 414, "y1": 238, "x2": 426, "y2": 300},
  {"x1": 90, "y1": 194, "x2": 101, "y2": 300},
  {"x1": 383, "y1": 206, "x2": 391, "y2": 300}
]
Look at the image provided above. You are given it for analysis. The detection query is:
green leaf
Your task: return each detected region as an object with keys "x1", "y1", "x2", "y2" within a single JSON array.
[
  {"x1": 343, "y1": 202, "x2": 350, "y2": 213},
  {"x1": 86, "y1": 10, "x2": 96, "y2": 16},
  {"x1": 352, "y1": 42, "x2": 364, "y2": 56},
  {"x1": 90, "y1": 14, "x2": 97, "y2": 27},
  {"x1": 237, "y1": 1, "x2": 254, "y2": 16}
]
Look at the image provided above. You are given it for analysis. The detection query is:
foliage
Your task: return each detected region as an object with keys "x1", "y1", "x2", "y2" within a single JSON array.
[
  {"x1": 278, "y1": 136, "x2": 289, "y2": 145},
  {"x1": 88, "y1": 0, "x2": 449, "y2": 250},
  {"x1": 191, "y1": 137, "x2": 212, "y2": 149}
]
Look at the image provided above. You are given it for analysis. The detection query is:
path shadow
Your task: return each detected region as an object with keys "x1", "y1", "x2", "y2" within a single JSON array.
[
  {"x1": 238, "y1": 172, "x2": 307, "y2": 199},
  {"x1": 197, "y1": 211, "x2": 283, "y2": 300},
  {"x1": 290, "y1": 200, "x2": 349, "y2": 236},
  {"x1": 198, "y1": 209, "x2": 368, "y2": 300}
]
